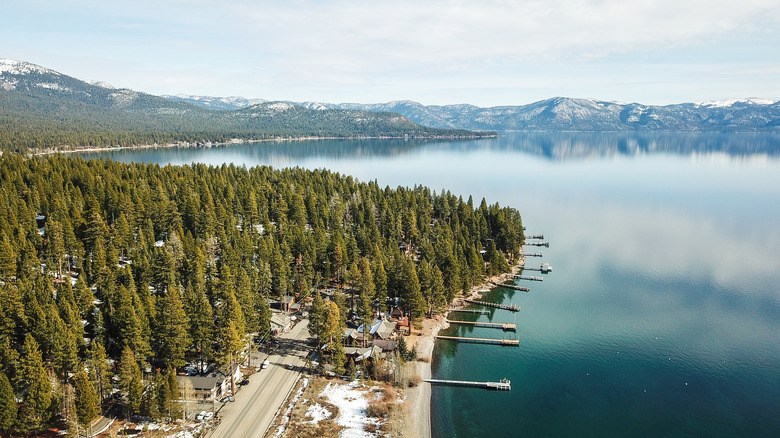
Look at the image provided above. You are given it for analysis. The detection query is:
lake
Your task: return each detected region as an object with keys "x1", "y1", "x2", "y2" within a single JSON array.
[{"x1": 84, "y1": 132, "x2": 780, "y2": 437}]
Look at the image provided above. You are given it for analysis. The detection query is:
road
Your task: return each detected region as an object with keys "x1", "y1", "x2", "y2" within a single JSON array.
[{"x1": 209, "y1": 318, "x2": 312, "y2": 438}]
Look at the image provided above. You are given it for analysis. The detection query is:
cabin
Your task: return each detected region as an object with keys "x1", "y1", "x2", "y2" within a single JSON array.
[
  {"x1": 342, "y1": 318, "x2": 397, "y2": 346},
  {"x1": 270, "y1": 311, "x2": 292, "y2": 335}
]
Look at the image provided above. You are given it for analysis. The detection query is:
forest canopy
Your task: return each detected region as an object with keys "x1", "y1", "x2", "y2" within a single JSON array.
[{"x1": 0, "y1": 153, "x2": 523, "y2": 433}]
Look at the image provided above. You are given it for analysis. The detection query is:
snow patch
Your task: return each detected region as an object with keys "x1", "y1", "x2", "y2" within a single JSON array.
[
  {"x1": 36, "y1": 82, "x2": 71, "y2": 92},
  {"x1": 304, "y1": 402, "x2": 332, "y2": 424},
  {"x1": 696, "y1": 98, "x2": 775, "y2": 108},
  {"x1": 267, "y1": 102, "x2": 294, "y2": 111},
  {"x1": 320, "y1": 380, "x2": 380, "y2": 438},
  {"x1": 0, "y1": 59, "x2": 55, "y2": 75}
]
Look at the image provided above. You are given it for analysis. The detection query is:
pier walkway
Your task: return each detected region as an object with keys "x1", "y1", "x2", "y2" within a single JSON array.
[
  {"x1": 464, "y1": 299, "x2": 521, "y2": 311},
  {"x1": 488, "y1": 281, "x2": 530, "y2": 292},
  {"x1": 448, "y1": 309, "x2": 490, "y2": 315},
  {"x1": 446, "y1": 319, "x2": 516, "y2": 331},
  {"x1": 425, "y1": 378, "x2": 511, "y2": 390},
  {"x1": 436, "y1": 335, "x2": 520, "y2": 346},
  {"x1": 510, "y1": 274, "x2": 543, "y2": 281}
]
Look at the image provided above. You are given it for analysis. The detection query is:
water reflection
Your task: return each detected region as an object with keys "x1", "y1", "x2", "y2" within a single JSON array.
[{"x1": 83, "y1": 132, "x2": 780, "y2": 165}]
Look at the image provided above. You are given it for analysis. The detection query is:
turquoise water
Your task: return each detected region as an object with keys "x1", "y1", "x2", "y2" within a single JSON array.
[{"x1": 84, "y1": 132, "x2": 780, "y2": 437}]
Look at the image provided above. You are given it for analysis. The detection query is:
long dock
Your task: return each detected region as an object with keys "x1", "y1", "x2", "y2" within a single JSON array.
[
  {"x1": 522, "y1": 263, "x2": 553, "y2": 273},
  {"x1": 526, "y1": 234, "x2": 544, "y2": 240},
  {"x1": 488, "y1": 281, "x2": 530, "y2": 292},
  {"x1": 524, "y1": 252, "x2": 543, "y2": 257},
  {"x1": 525, "y1": 241, "x2": 550, "y2": 247},
  {"x1": 448, "y1": 309, "x2": 491, "y2": 315},
  {"x1": 446, "y1": 319, "x2": 516, "y2": 331},
  {"x1": 425, "y1": 378, "x2": 511, "y2": 391},
  {"x1": 436, "y1": 335, "x2": 520, "y2": 346},
  {"x1": 510, "y1": 274, "x2": 544, "y2": 282},
  {"x1": 464, "y1": 299, "x2": 521, "y2": 312}
]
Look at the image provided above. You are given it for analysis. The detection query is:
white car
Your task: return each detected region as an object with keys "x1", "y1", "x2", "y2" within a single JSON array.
[
  {"x1": 196, "y1": 410, "x2": 207, "y2": 420},
  {"x1": 261, "y1": 359, "x2": 270, "y2": 369}
]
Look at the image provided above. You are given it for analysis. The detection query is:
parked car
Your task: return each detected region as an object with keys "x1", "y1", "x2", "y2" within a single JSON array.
[
  {"x1": 204, "y1": 411, "x2": 214, "y2": 421},
  {"x1": 196, "y1": 411, "x2": 207, "y2": 420},
  {"x1": 238, "y1": 378, "x2": 249, "y2": 386},
  {"x1": 261, "y1": 359, "x2": 270, "y2": 369},
  {"x1": 220, "y1": 395, "x2": 233, "y2": 403}
]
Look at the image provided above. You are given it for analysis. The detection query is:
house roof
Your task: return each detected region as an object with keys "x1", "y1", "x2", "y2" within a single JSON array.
[
  {"x1": 271, "y1": 313, "x2": 291, "y2": 329},
  {"x1": 177, "y1": 375, "x2": 223, "y2": 391},
  {"x1": 356, "y1": 319, "x2": 396, "y2": 339}
]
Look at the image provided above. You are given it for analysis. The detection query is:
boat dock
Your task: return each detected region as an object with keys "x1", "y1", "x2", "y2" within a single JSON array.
[
  {"x1": 446, "y1": 319, "x2": 516, "y2": 331},
  {"x1": 464, "y1": 299, "x2": 521, "y2": 311},
  {"x1": 525, "y1": 241, "x2": 550, "y2": 247},
  {"x1": 425, "y1": 378, "x2": 511, "y2": 390},
  {"x1": 510, "y1": 274, "x2": 544, "y2": 282},
  {"x1": 448, "y1": 309, "x2": 491, "y2": 315},
  {"x1": 522, "y1": 263, "x2": 553, "y2": 273},
  {"x1": 488, "y1": 281, "x2": 530, "y2": 292},
  {"x1": 524, "y1": 252, "x2": 543, "y2": 257},
  {"x1": 526, "y1": 234, "x2": 544, "y2": 240},
  {"x1": 436, "y1": 335, "x2": 520, "y2": 346}
]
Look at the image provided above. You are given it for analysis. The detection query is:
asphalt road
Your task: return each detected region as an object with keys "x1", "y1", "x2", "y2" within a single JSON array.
[{"x1": 209, "y1": 318, "x2": 312, "y2": 438}]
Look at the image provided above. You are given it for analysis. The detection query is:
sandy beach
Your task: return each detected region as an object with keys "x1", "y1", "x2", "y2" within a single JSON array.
[{"x1": 404, "y1": 256, "x2": 525, "y2": 438}]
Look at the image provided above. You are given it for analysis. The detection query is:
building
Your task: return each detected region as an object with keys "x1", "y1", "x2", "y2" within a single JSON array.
[{"x1": 343, "y1": 318, "x2": 397, "y2": 346}]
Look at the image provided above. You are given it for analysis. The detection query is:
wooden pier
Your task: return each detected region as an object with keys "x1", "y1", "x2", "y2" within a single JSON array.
[
  {"x1": 522, "y1": 263, "x2": 553, "y2": 273},
  {"x1": 464, "y1": 299, "x2": 521, "y2": 312},
  {"x1": 448, "y1": 309, "x2": 491, "y2": 315},
  {"x1": 510, "y1": 274, "x2": 544, "y2": 282},
  {"x1": 524, "y1": 252, "x2": 543, "y2": 257},
  {"x1": 425, "y1": 378, "x2": 511, "y2": 390},
  {"x1": 446, "y1": 319, "x2": 516, "y2": 331},
  {"x1": 525, "y1": 241, "x2": 550, "y2": 247},
  {"x1": 488, "y1": 281, "x2": 530, "y2": 292},
  {"x1": 436, "y1": 335, "x2": 520, "y2": 346},
  {"x1": 526, "y1": 234, "x2": 544, "y2": 240}
]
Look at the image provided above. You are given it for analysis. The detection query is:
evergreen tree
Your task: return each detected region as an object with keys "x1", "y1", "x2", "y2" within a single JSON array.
[
  {"x1": 119, "y1": 346, "x2": 143, "y2": 416},
  {"x1": 86, "y1": 341, "x2": 111, "y2": 410},
  {"x1": 153, "y1": 287, "x2": 190, "y2": 368},
  {"x1": 18, "y1": 334, "x2": 51, "y2": 433},
  {"x1": 73, "y1": 371, "x2": 99, "y2": 437},
  {"x1": 0, "y1": 372, "x2": 16, "y2": 434}
]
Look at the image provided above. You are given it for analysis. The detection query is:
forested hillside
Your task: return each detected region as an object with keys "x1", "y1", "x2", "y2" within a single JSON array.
[
  {"x1": 0, "y1": 60, "x2": 489, "y2": 154},
  {"x1": 0, "y1": 154, "x2": 523, "y2": 434}
]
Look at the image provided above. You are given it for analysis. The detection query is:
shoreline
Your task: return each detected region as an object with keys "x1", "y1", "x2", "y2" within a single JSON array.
[
  {"x1": 404, "y1": 254, "x2": 525, "y2": 438},
  {"x1": 29, "y1": 133, "x2": 499, "y2": 157}
]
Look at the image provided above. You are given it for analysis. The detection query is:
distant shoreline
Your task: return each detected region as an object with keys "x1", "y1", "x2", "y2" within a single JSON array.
[{"x1": 30, "y1": 133, "x2": 499, "y2": 157}]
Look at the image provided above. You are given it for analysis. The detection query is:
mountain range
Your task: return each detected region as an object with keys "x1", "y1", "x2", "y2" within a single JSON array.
[
  {"x1": 171, "y1": 95, "x2": 780, "y2": 132},
  {"x1": 1, "y1": 58, "x2": 779, "y2": 153},
  {"x1": 0, "y1": 59, "x2": 478, "y2": 152}
]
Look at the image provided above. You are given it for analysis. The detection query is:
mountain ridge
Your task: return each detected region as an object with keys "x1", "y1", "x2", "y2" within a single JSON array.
[{"x1": 0, "y1": 59, "x2": 483, "y2": 152}]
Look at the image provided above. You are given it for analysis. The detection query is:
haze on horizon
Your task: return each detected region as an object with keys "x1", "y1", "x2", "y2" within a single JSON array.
[{"x1": 2, "y1": 0, "x2": 779, "y2": 107}]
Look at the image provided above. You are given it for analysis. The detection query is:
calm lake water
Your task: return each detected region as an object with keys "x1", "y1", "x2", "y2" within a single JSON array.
[{"x1": 84, "y1": 132, "x2": 780, "y2": 437}]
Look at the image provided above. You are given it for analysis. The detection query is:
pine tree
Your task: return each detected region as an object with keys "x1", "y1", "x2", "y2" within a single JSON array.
[
  {"x1": 86, "y1": 341, "x2": 111, "y2": 410},
  {"x1": 154, "y1": 286, "x2": 190, "y2": 369},
  {"x1": 73, "y1": 371, "x2": 99, "y2": 437},
  {"x1": 18, "y1": 334, "x2": 51, "y2": 434},
  {"x1": 0, "y1": 372, "x2": 17, "y2": 434},
  {"x1": 308, "y1": 290, "x2": 326, "y2": 348},
  {"x1": 119, "y1": 346, "x2": 143, "y2": 416}
]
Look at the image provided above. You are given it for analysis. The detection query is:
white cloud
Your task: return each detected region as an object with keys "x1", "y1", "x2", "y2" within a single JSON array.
[{"x1": 3, "y1": 0, "x2": 780, "y2": 104}]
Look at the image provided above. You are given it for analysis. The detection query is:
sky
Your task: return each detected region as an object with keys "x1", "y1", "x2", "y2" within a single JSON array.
[{"x1": 2, "y1": 0, "x2": 780, "y2": 107}]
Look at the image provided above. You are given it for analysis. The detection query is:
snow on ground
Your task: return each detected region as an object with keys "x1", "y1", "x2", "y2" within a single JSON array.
[
  {"x1": 304, "y1": 402, "x2": 332, "y2": 423},
  {"x1": 321, "y1": 380, "x2": 380, "y2": 438},
  {"x1": 272, "y1": 377, "x2": 310, "y2": 438}
]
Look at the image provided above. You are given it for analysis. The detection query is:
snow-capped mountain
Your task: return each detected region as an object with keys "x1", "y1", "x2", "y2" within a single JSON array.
[
  {"x1": 301, "y1": 97, "x2": 780, "y2": 131},
  {"x1": 162, "y1": 94, "x2": 267, "y2": 110}
]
